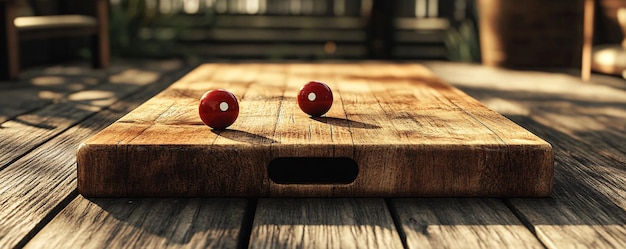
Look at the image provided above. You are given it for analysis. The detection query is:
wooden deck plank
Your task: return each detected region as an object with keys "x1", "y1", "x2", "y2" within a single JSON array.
[
  {"x1": 391, "y1": 198, "x2": 544, "y2": 248},
  {"x1": 0, "y1": 107, "x2": 129, "y2": 247},
  {"x1": 424, "y1": 62, "x2": 626, "y2": 248},
  {"x1": 506, "y1": 117, "x2": 626, "y2": 248},
  {"x1": 0, "y1": 67, "x2": 105, "y2": 124},
  {"x1": 249, "y1": 198, "x2": 404, "y2": 249},
  {"x1": 0, "y1": 61, "x2": 191, "y2": 248},
  {"x1": 24, "y1": 197, "x2": 248, "y2": 248},
  {"x1": 0, "y1": 61, "x2": 178, "y2": 125},
  {"x1": 0, "y1": 62, "x2": 185, "y2": 168}
]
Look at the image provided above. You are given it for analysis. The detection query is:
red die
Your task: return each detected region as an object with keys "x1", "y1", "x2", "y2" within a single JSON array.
[
  {"x1": 297, "y1": 81, "x2": 333, "y2": 117},
  {"x1": 199, "y1": 89, "x2": 239, "y2": 129}
]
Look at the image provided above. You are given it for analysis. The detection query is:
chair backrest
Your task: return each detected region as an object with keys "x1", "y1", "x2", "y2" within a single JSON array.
[
  {"x1": 25, "y1": 0, "x2": 98, "y2": 16},
  {"x1": 619, "y1": 8, "x2": 626, "y2": 48}
]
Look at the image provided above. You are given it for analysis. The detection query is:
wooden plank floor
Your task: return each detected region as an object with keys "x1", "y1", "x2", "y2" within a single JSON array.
[{"x1": 1, "y1": 60, "x2": 625, "y2": 248}]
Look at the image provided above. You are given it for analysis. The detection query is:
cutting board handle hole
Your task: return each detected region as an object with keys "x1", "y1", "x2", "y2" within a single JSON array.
[{"x1": 268, "y1": 157, "x2": 358, "y2": 184}]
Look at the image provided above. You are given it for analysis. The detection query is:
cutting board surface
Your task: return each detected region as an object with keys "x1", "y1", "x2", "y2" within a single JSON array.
[{"x1": 77, "y1": 63, "x2": 553, "y2": 197}]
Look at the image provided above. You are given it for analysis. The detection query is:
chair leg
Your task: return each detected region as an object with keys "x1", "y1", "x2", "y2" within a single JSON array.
[
  {"x1": 1, "y1": 1, "x2": 20, "y2": 80},
  {"x1": 92, "y1": 0, "x2": 109, "y2": 69},
  {"x1": 0, "y1": 32, "x2": 10, "y2": 80},
  {"x1": 91, "y1": 34, "x2": 109, "y2": 68}
]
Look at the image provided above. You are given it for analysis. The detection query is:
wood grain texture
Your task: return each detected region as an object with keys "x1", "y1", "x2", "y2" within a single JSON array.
[
  {"x1": 268, "y1": 64, "x2": 355, "y2": 196},
  {"x1": 78, "y1": 64, "x2": 287, "y2": 196},
  {"x1": 4, "y1": 61, "x2": 626, "y2": 248},
  {"x1": 425, "y1": 61, "x2": 626, "y2": 248},
  {"x1": 391, "y1": 198, "x2": 543, "y2": 248},
  {"x1": 24, "y1": 197, "x2": 248, "y2": 249},
  {"x1": 249, "y1": 198, "x2": 404, "y2": 249},
  {"x1": 0, "y1": 61, "x2": 190, "y2": 248},
  {"x1": 78, "y1": 63, "x2": 553, "y2": 197},
  {"x1": 505, "y1": 117, "x2": 626, "y2": 248},
  {"x1": 0, "y1": 64, "x2": 123, "y2": 123},
  {"x1": 0, "y1": 61, "x2": 184, "y2": 167}
]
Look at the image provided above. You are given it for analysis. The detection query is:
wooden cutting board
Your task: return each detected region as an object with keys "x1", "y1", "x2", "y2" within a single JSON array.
[{"x1": 77, "y1": 63, "x2": 553, "y2": 197}]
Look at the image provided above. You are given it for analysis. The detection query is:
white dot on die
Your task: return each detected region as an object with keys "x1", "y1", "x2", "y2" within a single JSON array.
[
  {"x1": 307, "y1": 92, "x2": 317, "y2": 101},
  {"x1": 219, "y1": 102, "x2": 229, "y2": 112}
]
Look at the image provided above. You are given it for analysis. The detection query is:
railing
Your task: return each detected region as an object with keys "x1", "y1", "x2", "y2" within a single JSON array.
[
  {"x1": 108, "y1": 0, "x2": 478, "y2": 61},
  {"x1": 110, "y1": 0, "x2": 371, "y2": 16},
  {"x1": 110, "y1": 0, "x2": 471, "y2": 19}
]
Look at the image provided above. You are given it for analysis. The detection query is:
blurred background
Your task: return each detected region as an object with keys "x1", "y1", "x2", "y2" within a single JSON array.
[
  {"x1": 15, "y1": 0, "x2": 480, "y2": 67},
  {"x1": 103, "y1": 0, "x2": 480, "y2": 61},
  {"x1": 9, "y1": 0, "x2": 626, "y2": 73}
]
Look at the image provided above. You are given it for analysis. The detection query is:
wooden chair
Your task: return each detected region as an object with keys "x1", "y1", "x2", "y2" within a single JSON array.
[{"x1": 0, "y1": 0, "x2": 109, "y2": 80}]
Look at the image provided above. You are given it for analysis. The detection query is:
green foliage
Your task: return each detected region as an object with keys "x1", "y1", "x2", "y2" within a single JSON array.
[
  {"x1": 108, "y1": 0, "x2": 215, "y2": 58},
  {"x1": 443, "y1": 19, "x2": 481, "y2": 62}
]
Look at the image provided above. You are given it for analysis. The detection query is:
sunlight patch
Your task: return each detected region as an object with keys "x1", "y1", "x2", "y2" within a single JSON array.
[{"x1": 109, "y1": 69, "x2": 160, "y2": 85}]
